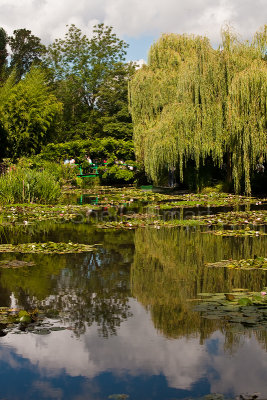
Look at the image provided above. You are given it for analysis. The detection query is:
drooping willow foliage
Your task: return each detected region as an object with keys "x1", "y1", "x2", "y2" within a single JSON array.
[{"x1": 129, "y1": 26, "x2": 267, "y2": 193}]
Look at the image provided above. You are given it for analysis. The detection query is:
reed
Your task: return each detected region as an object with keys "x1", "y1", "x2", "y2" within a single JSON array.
[{"x1": 0, "y1": 167, "x2": 61, "y2": 204}]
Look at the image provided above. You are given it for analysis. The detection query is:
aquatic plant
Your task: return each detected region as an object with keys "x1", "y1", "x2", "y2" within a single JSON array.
[
  {"x1": 207, "y1": 229, "x2": 267, "y2": 237},
  {"x1": 0, "y1": 260, "x2": 35, "y2": 268},
  {"x1": 0, "y1": 241, "x2": 98, "y2": 254},
  {"x1": 196, "y1": 210, "x2": 267, "y2": 226},
  {"x1": 0, "y1": 167, "x2": 61, "y2": 204},
  {"x1": 206, "y1": 257, "x2": 267, "y2": 270},
  {"x1": 194, "y1": 288, "x2": 267, "y2": 329},
  {"x1": 0, "y1": 307, "x2": 66, "y2": 336}
]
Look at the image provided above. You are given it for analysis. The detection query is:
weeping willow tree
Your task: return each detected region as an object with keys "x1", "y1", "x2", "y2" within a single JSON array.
[{"x1": 129, "y1": 26, "x2": 267, "y2": 194}]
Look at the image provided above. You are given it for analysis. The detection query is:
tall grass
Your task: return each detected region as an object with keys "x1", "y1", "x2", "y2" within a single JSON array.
[{"x1": 0, "y1": 167, "x2": 61, "y2": 204}]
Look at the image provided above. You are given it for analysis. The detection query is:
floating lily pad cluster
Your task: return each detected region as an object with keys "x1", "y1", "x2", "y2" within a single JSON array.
[
  {"x1": 207, "y1": 229, "x2": 267, "y2": 237},
  {"x1": 0, "y1": 241, "x2": 98, "y2": 254},
  {"x1": 196, "y1": 210, "x2": 267, "y2": 226},
  {"x1": 187, "y1": 394, "x2": 261, "y2": 400},
  {"x1": 96, "y1": 216, "x2": 203, "y2": 229},
  {"x1": 0, "y1": 308, "x2": 66, "y2": 336},
  {"x1": 0, "y1": 204, "x2": 100, "y2": 225},
  {"x1": 194, "y1": 289, "x2": 267, "y2": 329},
  {"x1": 206, "y1": 257, "x2": 267, "y2": 270},
  {"x1": 0, "y1": 260, "x2": 35, "y2": 269}
]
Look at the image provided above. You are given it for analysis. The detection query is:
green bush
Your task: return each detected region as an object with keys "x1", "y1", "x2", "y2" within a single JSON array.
[
  {"x1": 201, "y1": 182, "x2": 224, "y2": 194},
  {"x1": 98, "y1": 163, "x2": 135, "y2": 184},
  {"x1": 17, "y1": 157, "x2": 79, "y2": 184},
  {"x1": 0, "y1": 167, "x2": 61, "y2": 204}
]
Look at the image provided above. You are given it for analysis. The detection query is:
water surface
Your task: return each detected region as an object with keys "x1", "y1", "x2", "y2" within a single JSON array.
[{"x1": 0, "y1": 223, "x2": 266, "y2": 399}]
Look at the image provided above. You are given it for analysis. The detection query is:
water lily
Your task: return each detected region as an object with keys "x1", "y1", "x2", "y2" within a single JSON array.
[{"x1": 261, "y1": 291, "x2": 266, "y2": 296}]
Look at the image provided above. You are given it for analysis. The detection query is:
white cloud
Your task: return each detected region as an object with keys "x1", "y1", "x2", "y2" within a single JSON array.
[
  {"x1": 134, "y1": 59, "x2": 146, "y2": 69},
  {"x1": 0, "y1": 0, "x2": 265, "y2": 49}
]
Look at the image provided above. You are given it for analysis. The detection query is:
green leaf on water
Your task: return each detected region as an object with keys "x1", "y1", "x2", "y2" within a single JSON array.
[{"x1": 238, "y1": 298, "x2": 253, "y2": 306}]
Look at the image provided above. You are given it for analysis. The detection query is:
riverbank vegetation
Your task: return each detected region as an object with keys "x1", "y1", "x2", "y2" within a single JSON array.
[
  {"x1": 0, "y1": 23, "x2": 136, "y2": 186},
  {"x1": 0, "y1": 24, "x2": 266, "y2": 195}
]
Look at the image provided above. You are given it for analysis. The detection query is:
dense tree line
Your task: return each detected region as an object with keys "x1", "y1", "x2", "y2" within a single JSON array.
[
  {"x1": 0, "y1": 24, "x2": 266, "y2": 192},
  {"x1": 0, "y1": 25, "x2": 134, "y2": 162},
  {"x1": 129, "y1": 26, "x2": 267, "y2": 194}
]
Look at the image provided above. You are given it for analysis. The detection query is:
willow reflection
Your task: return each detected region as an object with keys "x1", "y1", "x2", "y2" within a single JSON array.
[{"x1": 131, "y1": 227, "x2": 267, "y2": 349}]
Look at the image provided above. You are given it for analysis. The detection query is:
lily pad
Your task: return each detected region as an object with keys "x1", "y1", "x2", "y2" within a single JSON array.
[
  {"x1": 238, "y1": 298, "x2": 253, "y2": 306},
  {"x1": 193, "y1": 289, "x2": 267, "y2": 329},
  {"x1": 0, "y1": 307, "x2": 66, "y2": 336},
  {"x1": 0, "y1": 260, "x2": 35, "y2": 269},
  {"x1": 206, "y1": 257, "x2": 267, "y2": 270},
  {"x1": 0, "y1": 242, "x2": 98, "y2": 254}
]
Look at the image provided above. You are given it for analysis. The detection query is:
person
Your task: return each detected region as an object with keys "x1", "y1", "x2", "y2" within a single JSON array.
[
  {"x1": 168, "y1": 166, "x2": 176, "y2": 187},
  {"x1": 86, "y1": 155, "x2": 92, "y2": 164}
]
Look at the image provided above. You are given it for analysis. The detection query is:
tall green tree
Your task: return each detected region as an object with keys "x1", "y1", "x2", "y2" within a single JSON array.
[
  {"x1": 47, "y1": 23, "x2": 134, "y2": 140},
  {"x1": 8, "y1": 29, "x2": 46, "y2": 80},
  {"x1": 0, "y1": 68, "x2": 62, "y2": 159},
  {"x1": 0, "y1": 27, "x2": 8, "y2": 81},
  {"x1": 129, "y1": 25, "x2": 267, "y2": 194}
]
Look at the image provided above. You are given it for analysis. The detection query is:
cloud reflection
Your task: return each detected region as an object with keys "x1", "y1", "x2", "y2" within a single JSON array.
[{"x1": 1, "y1": 299, "x2": 267, "y2": 396}]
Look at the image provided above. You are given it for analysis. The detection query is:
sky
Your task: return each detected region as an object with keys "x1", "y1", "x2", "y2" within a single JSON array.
[{"x1": 0, "y1": 0, "x2": 266, "y2": 62}]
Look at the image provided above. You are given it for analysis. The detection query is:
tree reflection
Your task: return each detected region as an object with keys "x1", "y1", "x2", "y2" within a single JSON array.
[
  {"x1": 131, "y1": 227, "x2": 267, "y2": 350},
  {"x1": 0, "y1": 224, "x2": 135, "y2": 338}
]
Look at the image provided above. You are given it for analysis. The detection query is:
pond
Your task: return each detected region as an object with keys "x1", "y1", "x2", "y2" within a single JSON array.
[{"x1": 0, "y1": 203, "x2": 266, "y2": 399}]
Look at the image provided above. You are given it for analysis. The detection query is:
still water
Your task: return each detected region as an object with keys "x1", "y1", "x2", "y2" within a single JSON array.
[{"x1": 0, "y1": 223, "x2": 266, "y2": 399}]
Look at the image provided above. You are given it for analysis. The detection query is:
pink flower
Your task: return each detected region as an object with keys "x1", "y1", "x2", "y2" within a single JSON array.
[{"x1": 261, "y1": 291, "x2": 266, "y2": 296}]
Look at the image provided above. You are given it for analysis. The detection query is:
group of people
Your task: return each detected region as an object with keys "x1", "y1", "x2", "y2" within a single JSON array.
[
  {"x1": 64, "y1": 155, "x2": 96, "y2": 165},
  {"x1": 63, "y1": 158, "x2": 76, "y2": 165},
  {"x1": 63, "y1": 155, "x2": 135, "y2": 170}
]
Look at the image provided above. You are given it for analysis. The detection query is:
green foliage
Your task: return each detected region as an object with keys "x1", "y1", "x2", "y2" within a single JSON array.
[
  {"x1": 201, "y1": 182, "x2": 224, "y2": 194},
  {"x1": 8, "y1": 28, "x2": 46, "y2": 80},
  {"x1": 0, "y1": 27, "x2": 8, "y2": 79},
  {"x1": 98, "y1": 163, "x2": 135, "y2": 184},
  {"x1": 0, "y1": 68, "x2": 62, "y2": 159},
  {"x1": 0, "y1": 167, "x2": 61, "y2": 204},
  {"x1": 36, "y1": 137, "x2": 136, "y2": 184},
  {"x1": 38, "y1": 137, "x2": 135, "y2": 162},
  {"x1": 129, "y1": 25, "x2": 267, "y2": 194},
  {"x1": 46, "y1": 23, "x2": 133, "y2": 140},
  {"x1": 47, "y1": 23, "x2": 128, "y2": 107},
  {"x1": 18, "y1": 158, "x2": 80, "y2": 184}
]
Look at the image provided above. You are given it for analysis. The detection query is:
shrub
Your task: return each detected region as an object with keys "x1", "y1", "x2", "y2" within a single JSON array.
[
  {"x1": 201, "y1": 182, "x2": 224, "y2": 194},
  {"x1": 0, "y1": 167, "x2": 61, "y2": 204},
  {"x1": 17, "y1": 157, "x2": 79, "y2": 184},
  {"x1": 98, "y1": 163, "x2": 135, "y2": 184}
]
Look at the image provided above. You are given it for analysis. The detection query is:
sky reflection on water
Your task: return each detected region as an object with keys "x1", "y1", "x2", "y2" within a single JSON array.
[
  {"x1": 0, "y1": 299, "x2": 267, "y2": 399},
  {"x1": 0, "y1": 224, "x2": 266, "y2": 399}
]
